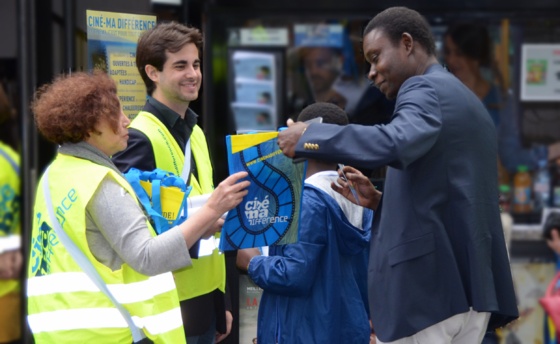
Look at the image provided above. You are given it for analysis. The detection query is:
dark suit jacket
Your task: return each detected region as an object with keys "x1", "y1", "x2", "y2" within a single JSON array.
[{"x1": 295, "y1": 64, "x2": 518, "y2": 342}]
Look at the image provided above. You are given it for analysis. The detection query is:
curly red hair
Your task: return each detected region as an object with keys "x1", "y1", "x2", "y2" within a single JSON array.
[{"x1": 32, "y1": 70, "x2": 121, "y2": 144}]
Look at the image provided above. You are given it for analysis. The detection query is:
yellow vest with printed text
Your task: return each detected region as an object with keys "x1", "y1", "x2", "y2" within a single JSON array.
[
  {"x1": 0, "y1": 141, "x2": 20, "y2": 297},
  {"x1": 26, "y1": 153, "x2": 185, "y2": 344},
  {"x1": 130, "y1": 111, "x2": 224, "y2": 301}
]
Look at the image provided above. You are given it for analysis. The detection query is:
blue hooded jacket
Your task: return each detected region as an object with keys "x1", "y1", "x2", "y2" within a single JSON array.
[{"x1": 248, "y1": 171, "x2": 373, "y2": 343}]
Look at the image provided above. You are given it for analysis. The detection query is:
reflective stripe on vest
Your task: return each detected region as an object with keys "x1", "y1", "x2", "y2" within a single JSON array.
[
  {"x1": 0, "y1": 142, "x2": 19, "y2": 175},
  {"x1": 27, "y1": 154, "x2": 185, "y2": 343},
  {"x1": 130, "y1": 111, "x2": 225, "y2": 300},
  {"x1": 0, "y1": 235, "x2": 20, "y2": 253},
  {"x1": 28, "y1": 272, "x2": 175, "y2": 303},
  {"x1": 28, "y1": 306, "x2": 182, "y2": 335}
]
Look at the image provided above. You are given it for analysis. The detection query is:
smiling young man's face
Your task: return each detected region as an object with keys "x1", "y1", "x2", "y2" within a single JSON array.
[{"x1": 148, "y1": 42, "x2": 202, "y2": 114}]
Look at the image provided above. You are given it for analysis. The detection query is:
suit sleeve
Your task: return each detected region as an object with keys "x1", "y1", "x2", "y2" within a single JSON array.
[
  {"x1": 295, "y1": 78, "x2": 443, "y2": 170},
  {"x1": 247, "y1": 190, "x2": 327, "y2": 296}
]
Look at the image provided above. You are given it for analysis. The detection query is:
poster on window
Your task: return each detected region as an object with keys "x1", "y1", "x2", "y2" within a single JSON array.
[
  {"x1": 520, "y1": 44, "x2": 560, "y2": 102},
  {"x1": 86, "y1": 10, "x2": 156, "y2": 118}
]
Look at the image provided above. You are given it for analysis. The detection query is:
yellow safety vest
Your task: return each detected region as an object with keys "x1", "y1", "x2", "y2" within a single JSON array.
[
  {"x1": 130, "y1": 111, "x2": 226, "y2": 300},
  {"x1": 130, "y1": 111, "x2": 225, "y2": 301},
  {"x1": 27, "y1": 153, "x2": 185, "y2": 344},
  {"x1": 0, "y1": 141, "x2": 20, "y2": 297}
]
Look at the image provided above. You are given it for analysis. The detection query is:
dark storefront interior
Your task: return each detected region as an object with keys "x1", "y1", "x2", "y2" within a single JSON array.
[{"x1": 2, "y1": 0, "x2": 560, "y2": 342}]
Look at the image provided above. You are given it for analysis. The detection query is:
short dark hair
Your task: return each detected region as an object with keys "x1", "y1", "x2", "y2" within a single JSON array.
[
  {"x1": 544, "y1": 212, "x2": 560, "y2": 240},
  {"x1": 297, "y1": 101, "x2": 349, "y2": 126},
  {"x1": 136, "y1": 22, "x2": 203, "y2": 95},
  {"x1": 364, "y1": 7, "x2": 436, "y2": 56},
  {"x1": 444, "y1": 23, "x2": 492, "y2": 67}
]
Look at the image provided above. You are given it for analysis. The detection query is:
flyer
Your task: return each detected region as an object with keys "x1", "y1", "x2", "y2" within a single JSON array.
[{"x1": 220, "y1": 132, "x2": 305, "y2": 251}]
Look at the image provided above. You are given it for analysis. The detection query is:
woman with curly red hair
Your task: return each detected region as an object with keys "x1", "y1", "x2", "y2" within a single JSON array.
[{"x1": 26, "y1": 71, "x2": 249, "y2": 343}]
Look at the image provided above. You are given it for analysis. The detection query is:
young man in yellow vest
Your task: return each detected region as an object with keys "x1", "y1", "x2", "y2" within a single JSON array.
[{"x1": 113, "y1": 22, "x2": 231, "y2": 343}]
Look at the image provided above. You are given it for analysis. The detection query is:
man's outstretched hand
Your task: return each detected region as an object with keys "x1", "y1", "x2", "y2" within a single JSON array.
[{"x1": 277, "y1": 118, "x2": 308, "y2": 158}]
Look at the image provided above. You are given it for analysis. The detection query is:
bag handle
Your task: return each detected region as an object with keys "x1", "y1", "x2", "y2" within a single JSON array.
[
  {"x1": 125, "y1": 168, "x2": 170, "y2": 234},
  {"x1": 144, "y1": 168, "x2": 188, "y2": 190},
  {"x1": 144, "y1": 168, "x2": 190, "y2": 228},
  {"x1": 150, "y1": 179, "x2": 189, "y2": 228},
  {"x1": 125, "y1": 168, "x2": 190, "y2": 234}
]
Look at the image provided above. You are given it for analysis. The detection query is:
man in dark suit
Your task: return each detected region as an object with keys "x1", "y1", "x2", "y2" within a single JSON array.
[{"x1": 278, "y1": 6, "x2": 518, "y2": 344}]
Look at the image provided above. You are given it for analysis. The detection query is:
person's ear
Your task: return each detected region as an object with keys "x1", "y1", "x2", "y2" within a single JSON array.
[
  {"x1": 402, "y1": 33, "x2": 414, "y2": 54},
  {"x1": 145, "y1": 64, "x2": 159, "y2": 83}
]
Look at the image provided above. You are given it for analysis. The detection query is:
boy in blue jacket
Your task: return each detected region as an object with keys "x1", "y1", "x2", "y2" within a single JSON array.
[{"x1": 239, "y1": 102, "x2": 374, "y2": 343}]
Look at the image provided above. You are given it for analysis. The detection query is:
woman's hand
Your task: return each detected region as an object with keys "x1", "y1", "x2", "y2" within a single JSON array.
[
  {"x1": 206, "y1": 171, "x2": 250, "y2": 216},
  {"x1": 181, "y1": 172, "x2": 250, "y2": 248}
]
